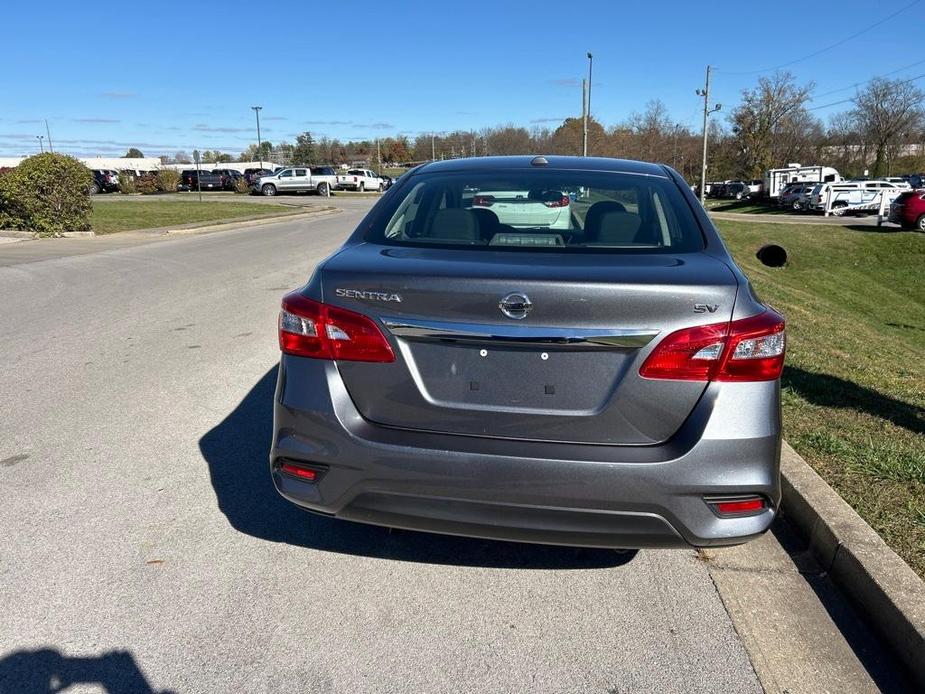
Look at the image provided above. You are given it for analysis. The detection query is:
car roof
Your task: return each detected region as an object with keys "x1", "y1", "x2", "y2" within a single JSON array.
[{"x1": 415, "y1": 155, "x2": 667, "y2": 177}]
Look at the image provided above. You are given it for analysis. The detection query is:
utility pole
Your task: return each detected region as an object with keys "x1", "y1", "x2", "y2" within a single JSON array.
[
  {"x1": 45, "y1": 120, "x2": 54, "y2": 153},
  {"x1": 581, "y1": 52, "x2": 594, "y2": 157},
  {"x1": 581, "y1": 79, "x2": 588, "y2": 157},
  {"x1": 376, "y1": 138, "x2": 381, "y2": 173},
  {"x1": 431, "y1": 133, "x2": 436, "y2": 161},
  {"x1": 36, "y1": 135, "x2": 45, "y2": 153},
  {"x1": 696, "y1": 65, "x2": 721, "y2": 204},
  {"x1": 251, "y1": 106, "x2": 263, "y2": 168}
]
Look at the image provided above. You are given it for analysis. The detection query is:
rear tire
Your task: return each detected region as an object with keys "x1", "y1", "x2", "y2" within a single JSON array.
[
  {"x1": 262, "y1": 184, "x2": 277, "y2": 196},
  {"x1": 359, "y1": 182, "x2": 365, "y2": 192},
  {"x1": 317, "y1": 182, "x2": 329, "y2": 197},
  {"x1": 89, "y1": 183, "x2": 100, "y2": 195},
  {"x1": 916, "y1": 214, "x2": 925, "y2": 232},
  {"x1": 378, "y1": 182, "x2": 384, "y2": 192}
]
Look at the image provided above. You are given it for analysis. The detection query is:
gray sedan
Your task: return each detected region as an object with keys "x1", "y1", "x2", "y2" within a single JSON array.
[{"x1": 271, "y1": 155, "x2": 785, "y2": 549}]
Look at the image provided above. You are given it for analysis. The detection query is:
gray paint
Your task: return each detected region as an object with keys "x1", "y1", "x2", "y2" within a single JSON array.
[{"x1": 272, "y1": 156, "x2": 780, "y2": 548}]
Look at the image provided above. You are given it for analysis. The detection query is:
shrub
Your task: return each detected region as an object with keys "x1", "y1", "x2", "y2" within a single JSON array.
[
  {"x1": 0, "y1": 153, "x2": 92, "y2": 236},
  {"x1": 155, "y1": 169, "x2": 180, "y2": 193},
  {"x1": 234, "y1": 177, "x2": 251, "y2": 194},
  {"x1": 119, "y1": 173, "x2": 137, "y2": 194},
  {"x1": 136, "y1": 175, "x2": 158, "y2": 194}
]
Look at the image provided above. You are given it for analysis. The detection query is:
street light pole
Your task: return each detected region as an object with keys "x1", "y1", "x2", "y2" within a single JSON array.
[
  {"x1": 696, "y1": 65, "x2": 721, "y2": 205},
  {"x1": 36, "y1": 135, "x2": 45, "y2": 153},
  {"x1": 582, "y1": 52, "x2": 593, "y2": 157},
  {"x1": 251, "y1": 106, "x2": 263, "y2": 168}
]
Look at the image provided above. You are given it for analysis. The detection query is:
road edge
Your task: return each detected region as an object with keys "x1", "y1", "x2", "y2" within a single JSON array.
[
  {"x1": 160, "y1": 206, "x2": 340, "y2": 235},
  {"x1": 779, "y1": 441, "x2": 925, "y2": 686},
  {"x1": 0, "y1": 207, "x2": 341, "y2": 240}
]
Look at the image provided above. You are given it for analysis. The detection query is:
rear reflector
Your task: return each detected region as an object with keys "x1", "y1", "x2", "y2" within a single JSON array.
[
  {"x1": 279, "y1": 460, "x2": 321, "y2": 481},
  {"x1": 640, "y1": 309, "x2": 785, "y2": 382},
  {"x1": 708, "y1": 497, "x2": 767, "y2": 516},
  {"x1": 279, "y1": 292, "x2": 395, "y2": 363}
]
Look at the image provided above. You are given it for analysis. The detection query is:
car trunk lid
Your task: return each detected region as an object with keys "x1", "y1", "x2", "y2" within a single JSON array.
[{"x1": 323, "y1": 243, "x2": 738, "y2": 445}]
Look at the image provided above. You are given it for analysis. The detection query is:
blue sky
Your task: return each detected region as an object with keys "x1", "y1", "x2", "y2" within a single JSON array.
[{"x1": 2, "y1": 0, "x2": 923, "y2": 158}]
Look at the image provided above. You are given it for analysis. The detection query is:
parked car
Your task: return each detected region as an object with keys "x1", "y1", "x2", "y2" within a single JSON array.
[
  {"x1": 179, "y1": 169, "x2": 224, "y2": 191},
  {"x1": 379, "y1": 173, "x2": 395, "y2": 190},
  {"x1": 272, "y1": 155, "x2": 786, "y2": 549},
  {"x1": 888, "y1": 189, "x2": 925, "y2": 230},
  {"x1": 777, "y1": 182, "x2": 814, "y2": 210},
  {"x1": 255, "y1": 166, "x2": 338, "y2": 196},
  {"x1": 725, "y1": 182, "x2": 750, "y2": 200},
  {"x1": 244, "y1": 168, "x2": 273, "y2": 186},
  {"x1": 336, "y1": 168, "x2": 383, "y2": 192},
  {"x1": 882, "y1": 177, "x2": 912, "y2": 189},
  {"x1": 212, "y1": 168, "x2": 243, "y2": 191},
  {"x1": 89, "y1": 169, "x2": 120, "y2": 194}
]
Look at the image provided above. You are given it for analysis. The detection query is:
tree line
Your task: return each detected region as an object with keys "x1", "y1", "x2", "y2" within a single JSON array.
[{"x1": 139, "y1": 72, "x2": 924, "y2": 181}]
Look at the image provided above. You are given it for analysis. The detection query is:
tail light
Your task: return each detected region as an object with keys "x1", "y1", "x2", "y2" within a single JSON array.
[
  {"x1": 639, "y1": 310, "x2": 785, "y2": 382},
  {"x1": 472, "y1": 195, "x2": 495, "y2": 207},
  {"x1": 279, "y1": 292, "x2": 395, "y2": 363},
  {"x1": 544, "y1": 195, "x2": 570, "y2": 208}
]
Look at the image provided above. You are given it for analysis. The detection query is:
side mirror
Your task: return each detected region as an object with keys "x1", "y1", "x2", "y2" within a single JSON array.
[{"x1": 756, "y1": 244, "x2": 787, "y2": 268}]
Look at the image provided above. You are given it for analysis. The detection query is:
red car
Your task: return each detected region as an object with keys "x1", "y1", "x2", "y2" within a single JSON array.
[{"x1": 889, "y1": 189, "x2": 925, "y2": 231}]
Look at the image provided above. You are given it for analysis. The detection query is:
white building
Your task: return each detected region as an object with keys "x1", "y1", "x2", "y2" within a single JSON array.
[
  {"x1": 0, "y1": 156, "x2": 161, "y2": 173},
  {"x1": 0, "y1": 156, "x2": 279, "y2": 174}
]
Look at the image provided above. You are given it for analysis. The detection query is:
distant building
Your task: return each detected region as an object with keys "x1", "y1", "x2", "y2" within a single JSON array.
[{"x1": 0, "y1": 156, "x2": 278, "y2": 174}]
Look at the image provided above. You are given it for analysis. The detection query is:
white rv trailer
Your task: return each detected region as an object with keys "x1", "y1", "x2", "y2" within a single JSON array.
[{"x1": 764, "y1": 164, "x2": 841, "y2": 198}]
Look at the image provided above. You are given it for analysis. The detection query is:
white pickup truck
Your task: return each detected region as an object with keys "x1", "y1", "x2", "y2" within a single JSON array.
[{"x1": 336, "y1": 169, "x2": 383, "y2": 192}]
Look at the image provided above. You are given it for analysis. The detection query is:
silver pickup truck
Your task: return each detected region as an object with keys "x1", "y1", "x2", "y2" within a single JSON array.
[{"x1": 255, "y1": 166, "x2": 338, "y2": 196}]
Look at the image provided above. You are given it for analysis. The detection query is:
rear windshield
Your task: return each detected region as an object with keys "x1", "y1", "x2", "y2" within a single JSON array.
[{"x1": 367, "y1": 170, "x2": 704, "y2": 252}]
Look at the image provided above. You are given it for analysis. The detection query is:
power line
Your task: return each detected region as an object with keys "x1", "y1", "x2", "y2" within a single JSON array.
[
  {"x1": 812, "y1": 57, "x2": 925, "y2": 99},
  {"x1": 806, "y1": 71, "x2": 925, "y2": 112},
  {"x1": 715, "y1": 0, "x2": 921, "y2": 76}
]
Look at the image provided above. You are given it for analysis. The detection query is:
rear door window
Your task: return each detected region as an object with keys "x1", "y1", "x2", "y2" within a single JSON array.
[{"x1": 370, "y1": 170, "x2": 703, "y2": 253}]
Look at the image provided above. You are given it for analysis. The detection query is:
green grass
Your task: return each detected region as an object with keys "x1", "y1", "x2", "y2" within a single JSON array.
[
  {"x1": 717, "y1": 219, "x2": 925, "y2": 575},
  {"x1": 90, "y1": 200, "x2": 296, "y2": 234}
]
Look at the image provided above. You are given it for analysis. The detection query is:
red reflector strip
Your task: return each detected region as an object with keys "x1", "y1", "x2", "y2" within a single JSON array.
[
  {"x1": 279, "y1": 462, "x2": 317, "y2": 481},
  {"x1": 712, "y1": 498, "x2": 766, "y2": 515}
]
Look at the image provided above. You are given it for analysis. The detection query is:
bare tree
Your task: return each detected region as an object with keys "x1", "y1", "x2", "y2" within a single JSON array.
[
  {"x1": 729, "y1": 71, "x2": 819, "y2": 178},
  {"x1": 851, "y1": 77, "x2": 925, "y2": 176}
]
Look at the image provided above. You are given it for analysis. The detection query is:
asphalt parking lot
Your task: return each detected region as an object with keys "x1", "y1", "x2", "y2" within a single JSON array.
[{"x1": 0, "y1": 198, "x2": 908, "y2": 692}]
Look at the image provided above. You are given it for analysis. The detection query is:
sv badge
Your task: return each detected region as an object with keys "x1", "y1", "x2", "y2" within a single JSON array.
[{"x1": 693, "y1": 304, "x2": 719, "y2": 313}]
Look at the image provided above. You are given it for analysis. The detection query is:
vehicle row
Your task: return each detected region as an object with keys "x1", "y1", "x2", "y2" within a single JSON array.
[
  {"x1": 88, "y1": 165, "x2": 398, "y2": 196},
  {"x1": 777, "y1": 178, "x2": 914, "y2": 215},
  {"x1": 252, "y1": 167, "x2": 395, "y2": 196}
]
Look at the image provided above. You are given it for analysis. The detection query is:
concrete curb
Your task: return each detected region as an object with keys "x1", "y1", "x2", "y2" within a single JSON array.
[
  {"x1": 780, "y1": 441, "x2": 925, "y2": 686},
  {"x1": 163, "y1": 206, "x2": 339, "y2": 235},
  {"x1": 1, "y1": 207, "x2": 340, "y2": 242}
]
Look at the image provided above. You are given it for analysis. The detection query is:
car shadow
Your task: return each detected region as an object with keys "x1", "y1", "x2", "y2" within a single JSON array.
[
  {"x1": 0, "y1": 648, "x2": 173, "y2": 694},
  {"x1": 198, "y1": 365, "x2": 636, "y2": 570},
  {"x1": 840, "y1": 223, "x2": 906, "y2": 234},
  {"x1": 782, "y1": 366, "x2": 924, "y2": 436}
]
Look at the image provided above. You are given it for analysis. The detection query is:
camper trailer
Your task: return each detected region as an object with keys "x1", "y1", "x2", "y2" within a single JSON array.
[{"x1": 764, "y1": 164, "x2": 840, "y2": 199}]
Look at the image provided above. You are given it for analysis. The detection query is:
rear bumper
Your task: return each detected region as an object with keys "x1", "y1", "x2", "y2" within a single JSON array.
[{"x1": 271, "y1": 357, "x2": 781, "y2": 549}]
